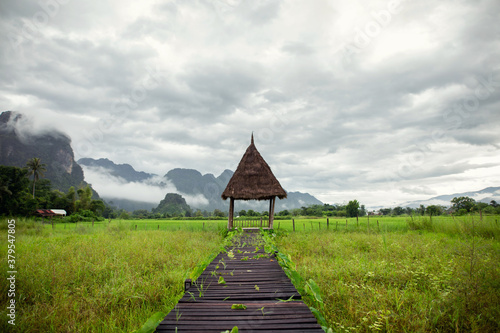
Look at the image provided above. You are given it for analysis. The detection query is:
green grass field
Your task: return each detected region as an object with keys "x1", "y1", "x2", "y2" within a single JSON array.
[
  {"x1": 1, "y1": 215, "x2": 499, "y2": 332},
  {"x1": 0, "y1": 219, "x2": 225, "y2": 332},
  {"x1": 276, "y1": 215, "x2": 500, "y2": 332}
]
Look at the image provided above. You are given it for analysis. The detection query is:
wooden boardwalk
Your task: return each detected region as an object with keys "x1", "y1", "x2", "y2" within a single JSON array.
[{"x1": 156, "y1": 231, "x2": 323, "y2": 332}]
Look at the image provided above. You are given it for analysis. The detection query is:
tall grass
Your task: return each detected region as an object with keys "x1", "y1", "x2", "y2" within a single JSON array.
[
  {"x1": 276, "y1": 222, "x2": 500, "y2": 332},
  {"x1": 2, "y1": 216, "x2": 498, "y2": 332},
  {"x1": 0, "y1": 219, "x2": 224, "y2": 332},
  {"x1": 271, "y1": 215, "x2": 500, "y2": 238},
  {"x1": 23, "y1": 218, "x2": 229, "y2": 233}
]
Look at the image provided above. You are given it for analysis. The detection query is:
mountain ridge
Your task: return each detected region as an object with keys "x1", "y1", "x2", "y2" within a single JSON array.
[
  {"x1": 0, "y1": 111, "x2": 90, "y2": 193},
  {"x1": 78, "y1": 157, "x2": 156, "y2": 182},
  {"x1": 399, "y1": 186, "x2": 500, "y2": 208},
  {"x1": 79, "y1": 157, "x2": 323, "y2": 212}
]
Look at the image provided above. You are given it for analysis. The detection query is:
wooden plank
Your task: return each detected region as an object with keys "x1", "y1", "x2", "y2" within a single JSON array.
[{"x1": 156, "y1": 232, "x2": 323, "y2": 332}]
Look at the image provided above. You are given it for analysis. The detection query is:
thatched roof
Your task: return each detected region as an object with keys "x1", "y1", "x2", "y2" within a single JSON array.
[{"x1": 221, "y1": 135, "x2": 287, "y2": 201}]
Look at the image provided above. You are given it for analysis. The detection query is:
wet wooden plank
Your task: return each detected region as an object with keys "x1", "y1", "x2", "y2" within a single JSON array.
[{"x1": 156, "y1": 231, "x2": 323, "y2": 332}]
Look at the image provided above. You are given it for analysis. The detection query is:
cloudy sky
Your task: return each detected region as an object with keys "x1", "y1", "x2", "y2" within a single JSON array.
[{"x1": 1, "y1": 0, "x2": 500, "y2": 208}]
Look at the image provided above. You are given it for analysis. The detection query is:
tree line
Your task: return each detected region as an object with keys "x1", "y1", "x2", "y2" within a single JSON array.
[
  {"x1": 0, "y1": 161, "x2": 106, "y2": 221},
  {"x1": 2, "y1": 159, "x2": 499, "y2": 219}
]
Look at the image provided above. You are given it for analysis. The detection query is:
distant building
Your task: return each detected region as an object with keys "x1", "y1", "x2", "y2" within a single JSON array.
[{"x1": 35, "y1": 209, "x2": 67, "y2": 217}]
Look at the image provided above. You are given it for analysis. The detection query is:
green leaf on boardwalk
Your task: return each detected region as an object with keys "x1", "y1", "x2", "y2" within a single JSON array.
[
  {"x1": 218, "y1": 276, "x2": 226, "y2": 285},
  {"x1": 132, "y1": 312, "x2": 166, "y2": 333},
  {"x1": 231, "y1": 304, "x2": 247, "y2": 310},
  {"x1": 220, "y1": 326, "x2": 239, "y2": 333}
]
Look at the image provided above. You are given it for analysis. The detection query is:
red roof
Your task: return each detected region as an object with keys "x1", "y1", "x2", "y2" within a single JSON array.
[{"x1": 35, "y1": 209, "x2": 66, "y2": 217}]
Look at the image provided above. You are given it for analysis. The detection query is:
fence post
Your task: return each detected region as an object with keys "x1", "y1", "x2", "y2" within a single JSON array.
[
  {"x1": 319, "y1": 222, "x2": 321, "y2": 230},
  {"x1": 377, "y1": 220, "x2": 379, "y2": 231},
  {"x1": 346, "y1": 219, "x2": 348, "y2": 229},
  {"x1": 356, "y1": 215, "x2": 359, "y2": 227},
  {"x1": 135, "y1": 225, "x2": 137, "y2": 230},
  {"x1": 336, "y1": 220, "x2": 338, "y2": 231},
  {"x1": 293, "y1": 219, "x2": 295, "y2": 232},
  {"x1": 261, "y1": 217, "x2": 263, "y2": 228},
  {"x1": 158, "y1": 224, "x2": 160, "y2": 230},
  {"x1": 92, "y1": 219, "x2": 94, "y2": 227},
  {"x1": 327, "y1": 218, "x2": 329, "y2": 229}
]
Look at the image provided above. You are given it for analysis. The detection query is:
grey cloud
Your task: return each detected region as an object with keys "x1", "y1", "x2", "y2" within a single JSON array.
[
  {"x1": 238, "y1": 0, "x2": 282, "y2": 25},
  {"x1": 1, "y1": 0, "x2": 500, "y2": 207},
  {"x1": 281, "y1": 41, "x2": 315, "y2": 56},
  {"x1": 401, "y1": 186, "x2": 437, "y2": 195}
]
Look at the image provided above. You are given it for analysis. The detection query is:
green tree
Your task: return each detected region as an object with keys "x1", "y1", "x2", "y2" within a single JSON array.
[
  {"x1": 246, "y1": 209, "x2": 259, "y2": 217},
  {"x1": 380, "y1": 208, "x2": 391, "y2": 216},
  {"x1": 451, "y1": 196, "x2": 476, "y2": 213},
  {"x1": 278, "y1": 209, "x2": 290, "y2": 216},
  {"x1": 90, "y1": 200, "x2": 106, "y2": 216},
  {"x1": 34, "y1": 179, "x2": 52, "y2": 206},
  {"x1": 213, "y1": 209, "x2": 225, "y2": 217},
  {"x1": 66, "y1": 186, "x2": 76, "y2": 214},
  {"x1": 426, "y1": 205, "x2": 443, "y2": 217},
  {"x1": 76, "y1": 185, "x2": 93, "y2": 211},
  {"x1": 392, "y1": 206, "x2": 405, "y2": 216},
  {"x1": 0, "y1": 166, "x2": 30, "y2": 216},
  {"x1": 346, "y1": 200, "x2": 360, "y2": 218},
  {"x1": 359, "y1": 204, "x2": 366, "y2": 217},
  {"x1": 132, "y1": 209, "x2": 150, "y2": 219},
  {"x1": 26, "y1": 157, "x2": 47, "y2": 199},
  {"x1": 0, "y1": 178, "x2": 12, "y2": 202}
]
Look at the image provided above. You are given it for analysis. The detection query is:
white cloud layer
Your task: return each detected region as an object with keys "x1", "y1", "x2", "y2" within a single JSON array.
[
  {"x1": 81, "y1": 166, "x2": 174, "y2": 203},
  {"x1": 1, "y1": 0, "x2": 500, "y2": 207},
  {"x1": 81, "y1": 166, "x2": 209, "y2": 207}
]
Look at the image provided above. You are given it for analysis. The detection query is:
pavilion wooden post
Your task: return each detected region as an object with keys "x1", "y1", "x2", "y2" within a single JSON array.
[
  {"x1": 269, "y1": 196, "x2": 276, "y2": 229},
  {"x1": 228, "y1": 197, "x2": 234, "y2": 229}
]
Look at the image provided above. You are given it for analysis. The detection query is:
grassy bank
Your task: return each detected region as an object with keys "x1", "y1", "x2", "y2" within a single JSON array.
[
  {"x1": 0, "y1": 219, "x2": 224, "y2": 332},
  {"x1": 276, "y1": 216, "x2": 500, "y2": 332},
  {"x1": 2, "y1": 216, "x2": 499, "y2": 332}
]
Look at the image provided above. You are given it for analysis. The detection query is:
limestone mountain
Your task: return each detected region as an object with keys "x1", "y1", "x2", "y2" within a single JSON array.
[
  {"x1": 77, "y1": 157, "x2": 324, "y2": 212},
  {"x1": 164, "y1": 168, "x2": 323, "y2": 212},
  {"x1": 0, "y1": 111, "x2": 88, "y2": 193},
  {"x1": 153, "y1": 193, "x2": 192, "y2": 216},
  {"x1": 399, "y1": 186, "x2": 500, "y2": 208},
  {"x1": 78, "y1": 157, "x2": 157, "y2": 182}
]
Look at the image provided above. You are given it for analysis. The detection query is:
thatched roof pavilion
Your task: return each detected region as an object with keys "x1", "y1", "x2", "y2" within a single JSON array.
[{"x1": 222, "y1": 134, "x2": 286, "y2": 229}]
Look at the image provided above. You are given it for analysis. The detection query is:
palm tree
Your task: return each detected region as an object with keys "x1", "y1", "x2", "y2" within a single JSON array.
[{"x1": 26, "y1": 157, "x2": 47, "y2": 199}]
